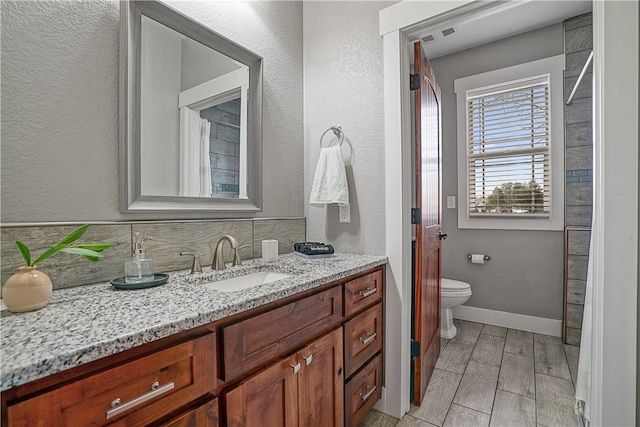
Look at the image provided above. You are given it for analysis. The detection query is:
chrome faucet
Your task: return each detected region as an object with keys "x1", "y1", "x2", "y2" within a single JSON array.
[{"x1": 212, "y1": 235, "x2": 243, "y2": 270}]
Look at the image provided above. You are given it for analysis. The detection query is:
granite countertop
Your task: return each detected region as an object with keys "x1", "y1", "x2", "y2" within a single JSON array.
[{"x1": 0, "y1": 252, "x2": 386, "y2": 391}]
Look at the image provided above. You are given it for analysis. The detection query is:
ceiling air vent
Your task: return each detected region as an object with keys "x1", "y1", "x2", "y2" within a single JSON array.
[
  {"x1": 422, "y1": 34, "x2": 435, "y2": 42},
  {"x1": 442, "y1": 27, "x2": 455, "y2": 37}
]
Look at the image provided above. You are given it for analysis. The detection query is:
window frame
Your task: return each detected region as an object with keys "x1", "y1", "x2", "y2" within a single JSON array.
[{"x1": 454, "y1": 54, "x2": 565, "y2": 231}]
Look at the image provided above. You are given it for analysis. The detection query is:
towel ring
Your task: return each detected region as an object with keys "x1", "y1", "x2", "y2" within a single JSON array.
[{"x1": 320, "y1": 125, "x2": 344, "y2": 147}]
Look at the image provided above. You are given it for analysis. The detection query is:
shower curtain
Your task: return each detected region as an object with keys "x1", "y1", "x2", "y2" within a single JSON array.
[
  {"x1": 575, "y1": 227, "x2": 593, "y2": 425},
  {"x1": 574, "y1": 54, "x2": 596, "y2": 427},
  {"x1": 179, "y1": 107, "x2": 212, "y2": 198}
]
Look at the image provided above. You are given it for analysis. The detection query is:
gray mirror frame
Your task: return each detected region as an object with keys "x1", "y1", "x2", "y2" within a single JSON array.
[{"x1": 120, "y1": 0, "x2": 263, "y2": 214}]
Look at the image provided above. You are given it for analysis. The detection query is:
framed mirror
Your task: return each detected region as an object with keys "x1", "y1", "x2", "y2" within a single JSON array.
[{"x1": 120, "y1": 1, "x2": 263, "y2": 213}]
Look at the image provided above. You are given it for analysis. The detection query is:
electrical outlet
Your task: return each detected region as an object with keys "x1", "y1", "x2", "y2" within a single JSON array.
[
  {"x1": 339, "y1": 204, "x2": 351, "y2": 223},
  {"x1": 447, "y1": 196, "x2": 456, "y2": 209}
]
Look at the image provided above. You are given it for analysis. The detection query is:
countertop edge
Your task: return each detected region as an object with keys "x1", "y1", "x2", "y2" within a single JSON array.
[{"x1": 1, "y1": 254, "x2": 386, "y2": 391}]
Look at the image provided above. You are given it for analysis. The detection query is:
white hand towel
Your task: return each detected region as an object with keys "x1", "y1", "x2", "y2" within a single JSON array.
[{"x1": 309, "y1": 145, "x2": 349, "y2": 206}]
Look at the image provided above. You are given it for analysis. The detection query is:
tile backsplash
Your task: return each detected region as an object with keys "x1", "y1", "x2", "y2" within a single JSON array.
[{"x1": 1, "y1": 218, "x2": 305, "y2": 291}]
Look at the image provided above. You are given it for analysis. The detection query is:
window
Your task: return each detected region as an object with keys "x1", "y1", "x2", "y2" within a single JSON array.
[
  {"x1": 467, "y1": 75, "x2": 550, "y2": 216},
  {"x1": 455, "y1": 55, "x2": 565, "y2": 230}
]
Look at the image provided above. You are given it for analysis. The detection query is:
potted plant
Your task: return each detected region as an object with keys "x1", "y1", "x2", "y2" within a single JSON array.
[{"x1": 3, "y1": 224, "x2": 115, "y2": 313}]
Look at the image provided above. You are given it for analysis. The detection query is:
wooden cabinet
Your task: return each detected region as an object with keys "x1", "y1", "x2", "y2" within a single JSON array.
[
  {"x1": 224, "y1": 266, "x2": 384, "y2": 427},
  {"x1": 343, "y1": 269, "x2": 384, "y2": 427},
  {"x1": 226, "y1": 328, "x2": 344, "y2": 427},
  {"x1": 5, "y1": 333, "x2": 216, "y2": 427}
]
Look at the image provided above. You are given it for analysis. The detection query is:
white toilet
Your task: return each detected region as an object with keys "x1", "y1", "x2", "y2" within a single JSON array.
[{"x1": 441, "y1": 278, "x2": 472, "y2": 339}]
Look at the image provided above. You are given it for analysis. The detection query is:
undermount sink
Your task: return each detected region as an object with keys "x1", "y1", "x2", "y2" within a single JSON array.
[{"x1": 202, "y1": 271, "x2": 293, "y2": 292}]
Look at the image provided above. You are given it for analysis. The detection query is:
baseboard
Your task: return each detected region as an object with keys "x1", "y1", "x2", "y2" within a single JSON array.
[
  {"x1": 452, "y1": 305, "x2": 562, "y2": 337},
  {"x1": 373, "y1": 386, "x2": 386, "y2": 414}
]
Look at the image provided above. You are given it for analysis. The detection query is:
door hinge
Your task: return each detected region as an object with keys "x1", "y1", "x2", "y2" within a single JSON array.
[
  {"x1": 411, "y1": 208, "x2": 421, "y2": 225},
  {"x1": 410, "y1": 74, "x2": 420, "y2": 90},
  {"x1": 411, "y1": 340, "x2": 420, "y2": 358}
]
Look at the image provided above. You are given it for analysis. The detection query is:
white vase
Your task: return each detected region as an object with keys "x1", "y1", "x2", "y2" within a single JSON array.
[{"x1": 3, "y1": 266, "x2": 53, "y2": 313}]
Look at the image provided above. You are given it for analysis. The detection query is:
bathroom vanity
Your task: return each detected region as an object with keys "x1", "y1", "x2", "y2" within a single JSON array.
[{"x1": 0, "y1": 253, "x2": 385, "y2": 426}]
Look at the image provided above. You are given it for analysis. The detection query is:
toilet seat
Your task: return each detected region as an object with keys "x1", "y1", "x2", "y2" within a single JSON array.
[{"x1": 441, "y1": 278, "x2": 471, "y2": 293}]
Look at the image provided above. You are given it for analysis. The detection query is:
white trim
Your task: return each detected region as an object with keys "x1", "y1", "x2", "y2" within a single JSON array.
[
  {"x1": 453, "y1": 305, "x2": 562, "y2": 337},
  {"x1": 380, "y1": 28, "x2": 412, "y2": 419},
  {"x1": 590, "y1": 3, "x2": 605, "y2": 422},
  {"x1": 379, "y1": 0, "x2": 471, "y2": 36},
  {"x1": 466, "y1": 74, "x2": 549, "y2": 99},
  {"x1": 178, "y1": 67, "x2": 249, "y2": 109},
  {"x1": 591, "y1": 1, "x2": 638, "y2": 425},
  {"x1": 455, "y1": 55, "x2": 565, "y2": 231}
]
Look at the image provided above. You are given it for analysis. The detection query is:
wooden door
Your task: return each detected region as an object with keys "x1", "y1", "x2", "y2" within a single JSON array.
[
  {"x1": 297, "y1": 328, "x2": 344, "y2": 427},
  {"x1": 226, "y1": 355, "x2": 299, "y2": 427},
  {"x1": 412, "y1": 41, "x2": 442, "y2": 405}
]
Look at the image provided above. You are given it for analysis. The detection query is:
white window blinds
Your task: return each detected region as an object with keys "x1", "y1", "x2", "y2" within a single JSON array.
[{"x1": 466, "y1": 75, "x2": 551, "y2": 217}]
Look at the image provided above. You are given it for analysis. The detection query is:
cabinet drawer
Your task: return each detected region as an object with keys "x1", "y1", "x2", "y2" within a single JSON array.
[
  {"x1": 344, "y1": 303, "x2": 383, "y2": 378},
  {"x1": 158, "y1": 396, "x2": 218, "y2": 427},
  {"x1": 345, "y1": 354, "x2": 383, "y2": 427},
  {"x1": 344, "y1": 269, "x2": 382, "y2": 317},
  {"x1": 7, "y1": 333, "x2": 216, "y2": 427},
  {"x1": 222, "y1": 286, "x2": 342, "y2": 381}
]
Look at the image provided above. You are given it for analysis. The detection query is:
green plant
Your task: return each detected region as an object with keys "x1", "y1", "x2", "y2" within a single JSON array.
[{"x1": 15, "y1": 224, "x2": 115, "y2": 267}]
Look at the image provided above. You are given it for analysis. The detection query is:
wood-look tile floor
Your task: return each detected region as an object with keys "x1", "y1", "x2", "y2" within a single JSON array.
[{"x1": 359, "y1": 320, "x2": 582, "y2": 427}]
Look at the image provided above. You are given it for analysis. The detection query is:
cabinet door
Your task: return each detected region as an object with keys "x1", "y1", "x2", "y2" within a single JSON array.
[
  {"x1": 226, "y1": 355, "x2": 299, "y2": 427},
  {"x1": 298, "y1": 328, "x2": 344, "y2": 427}
]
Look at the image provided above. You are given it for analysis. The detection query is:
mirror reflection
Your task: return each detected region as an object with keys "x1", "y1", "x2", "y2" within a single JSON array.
[{"x1": 140, "y1": 16, "x2": 248, "y2": 199}]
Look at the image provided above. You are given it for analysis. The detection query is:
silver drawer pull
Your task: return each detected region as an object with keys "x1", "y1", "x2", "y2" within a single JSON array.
[
  {"x1": 359, "y1": 287, "x2": 377, "y2": 298},
  {"x1": 291, "y1": 362, "x2": 301, "y2": 374},
  {"x1": 359, "y1": 332, "x2": 377, "y2": 345},
  {"x1": 303, "y1": 354, "x2": 313, "y2": 366},
  {"x1": 359, "y1": 384, "x2": 377, "y2": 401},
  {"x1": 105, "y1": 381, "x2": 174, "y2": 419}
]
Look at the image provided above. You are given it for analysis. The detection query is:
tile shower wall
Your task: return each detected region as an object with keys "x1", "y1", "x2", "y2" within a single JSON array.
[
  {"x1": 563, "y1": 13, "x2": 593, "y2": 346},
  {"x1": 0, "y1": 218, "x2": 305, "y2": 291},
  {"x1": 200, "y1": 99, "x2": 241, "y2": 198}
]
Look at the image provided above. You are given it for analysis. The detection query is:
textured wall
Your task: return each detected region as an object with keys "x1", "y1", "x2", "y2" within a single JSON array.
[
  {"x1": 1, "y1": 0, "x2": 303, "y2": 222},
  {"x1": 1, "y1": 1, "x2": 120, "y2": 222},
  {"x1": 303, "y1": 1, "x2": 395, "y2": 256},
  {"x1": 432, "y1": 24, "x2": 566, "y2": 320}
]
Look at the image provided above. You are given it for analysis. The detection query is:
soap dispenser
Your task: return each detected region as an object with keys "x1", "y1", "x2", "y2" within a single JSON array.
[{"x1": 125, "y1": 233, "x2": 154, "y2": 284}]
